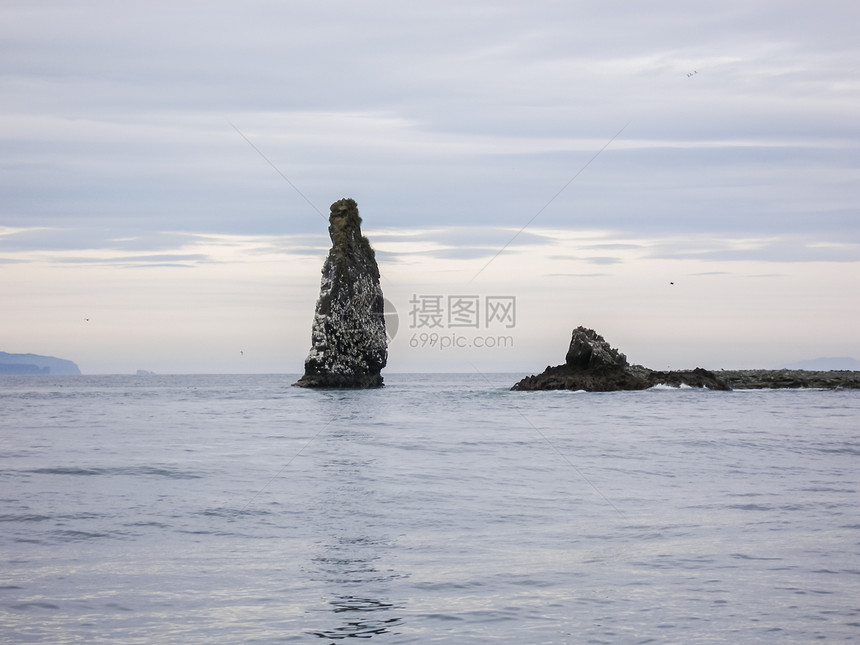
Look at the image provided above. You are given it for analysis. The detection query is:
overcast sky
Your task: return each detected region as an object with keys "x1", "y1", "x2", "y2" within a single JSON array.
[{"x1": 2, "y1": 0, "x2": 858, "y2": 374}]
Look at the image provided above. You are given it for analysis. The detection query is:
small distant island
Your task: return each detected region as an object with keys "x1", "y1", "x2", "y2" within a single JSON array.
[
  {"x1": 512, "y1": 327, "x2": 860, "y2": 392},
  {"x1": 781, "y1": 357, "x2": 860, "y2": 371},
  {"x1": 0, "y1": 352, "x2": 81, "y2": 375}
]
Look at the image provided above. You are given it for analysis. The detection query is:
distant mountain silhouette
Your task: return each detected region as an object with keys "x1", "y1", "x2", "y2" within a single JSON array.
[
  {"x1": 0, "y1": 352, "x2": 81, "y2": 375},
  {"x1": 781, "y1": 357, "x2": 860, "y2": 371}
]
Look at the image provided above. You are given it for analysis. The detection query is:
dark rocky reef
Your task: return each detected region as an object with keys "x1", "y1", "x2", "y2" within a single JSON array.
[
  {"x1": 717, "y1": 369, "x2": 860, "y2": 390},
  {"x1": 512, "y1": 327, "x2": 731, "y2": 392},
  {"x1": 512, "y1": 327, "x2": 860, "y2": 391},
  {"x1": 293, "y1": 199, "x2": 387, "y2": 388}
]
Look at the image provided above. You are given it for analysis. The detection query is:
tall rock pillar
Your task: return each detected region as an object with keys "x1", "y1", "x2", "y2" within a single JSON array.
[{"x1": 293, "y1": 198, "x2": 388, "y2": 388}]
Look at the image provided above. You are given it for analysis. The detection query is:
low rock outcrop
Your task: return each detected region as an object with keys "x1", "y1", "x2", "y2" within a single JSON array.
[
  {"x1": 293, "y1": 199, "x2": 388, "y2": 388},
  {"x1": 717, "y1": 369, "x2": 860, "y2": 390},
  {"x1": 511, "y1": 327, "x2": 731, "y2": 392}
]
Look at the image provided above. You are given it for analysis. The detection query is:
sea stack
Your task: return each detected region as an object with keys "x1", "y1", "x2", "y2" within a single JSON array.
[{"x1": 293, "y1": 198, "x2": 388, "y2": 388}]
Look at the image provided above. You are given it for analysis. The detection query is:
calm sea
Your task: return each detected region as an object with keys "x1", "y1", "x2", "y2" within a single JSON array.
[{"x1": 1, "y1": 374, "x2": 858, "y2": 643}]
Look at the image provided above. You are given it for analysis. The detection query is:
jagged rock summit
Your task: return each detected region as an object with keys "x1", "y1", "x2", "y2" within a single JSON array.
[
  {"x1": 293, "y1": 199, "x2": 388, "y2": 388},
  {"x1": 512, "y1": 326, "x2": 731, "y2": 392},
  {"x1": 564, "y1": 326, "x2": 629, "y2": 371}
]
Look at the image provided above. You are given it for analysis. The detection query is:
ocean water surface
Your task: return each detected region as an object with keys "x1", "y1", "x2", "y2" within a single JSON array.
[{"x1": 1, "y1": 373, "x2": 858, "y2": 643}]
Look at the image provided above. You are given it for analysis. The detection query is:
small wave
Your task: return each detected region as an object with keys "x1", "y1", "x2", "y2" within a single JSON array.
[
  {"x1": 29, "y1": 467, "x2": 103, "y2": 476},
  {"x1": 103, "y1": 602, "x2": 135, "y2": 612},
  {"x1": 731, "y1": 553, "x2": 783, "y2": 561},
  {"x1": 309, "y1": 595, "x2": 404, "y2": 641},
  {"x1": 816, "y1": 446, "x2": 860, "y2": 456},
  {"x1": 25, "y1": 465, "x2": 202, "y2": 479},
  {"x1": 648, "y1": 382, "x2": 720, "y2": 390},
  {"x1": 0, "y1": 513, "x2": 51, "y2": 523},
  {"x1": 11, "y1": 601, "x2": 60, "y2": 611},
  {"x1": 53, "y1": 529, "x2": 115, "y2": 542},
  {"x1": 130, "y1": 466, "x2": 202, "y2": 479},
  {"x1": 198, "y1": 507, "x2": 272, "y2": 519},
  {"x1": 418, "y1": 613, "x2": 464, "y2": 622},
  {"x1": 124, "y1": 520, "x2": 170, "y2": 529},
  {"x1": 728, "y1": 503, "x2": 774, "y2": 511}
]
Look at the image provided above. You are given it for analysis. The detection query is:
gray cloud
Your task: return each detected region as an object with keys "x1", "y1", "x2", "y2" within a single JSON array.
[
  {"x1": 543, "y1": 273, "x2": 614, "y2": 278},
  {"x1": 54, "y1": 254, "x2": 212, "y2": 268},
  {"x1": 1, "y1": 0, "x2": 858, "y2": 259},
  {"x1": 648, "y1": 237, "x2": 860, "y2": 263},
  {"x1": 584, "y1": 256, "x2": 624, "y2": 265}
]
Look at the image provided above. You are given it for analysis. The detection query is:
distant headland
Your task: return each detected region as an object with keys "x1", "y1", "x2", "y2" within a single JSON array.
[
  {"x1": 0, "y1": 352, "x2": 81, "y2": 375},
  {"x1": 512, "y1": 327, "x2": 860, "y2": 391}
]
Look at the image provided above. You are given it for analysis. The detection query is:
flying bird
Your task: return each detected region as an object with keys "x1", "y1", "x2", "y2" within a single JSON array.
[{"x1": 687, "y1": 70, "x2": 697, "y2": 77}]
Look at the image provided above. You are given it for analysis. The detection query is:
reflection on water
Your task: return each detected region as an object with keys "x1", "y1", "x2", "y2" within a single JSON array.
[
  {"x1": 309, "y1": 534, "x2": 407, "y2": 640},
  {"x1": 308, "y1": 411, "x2": 407, "y2": 641},
  {"x1": 311, "y1": 595, "x2": 404, "y2": 640},
  {"x1": 312, "y1": 536, "x2": 401, "y2": 585}
]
